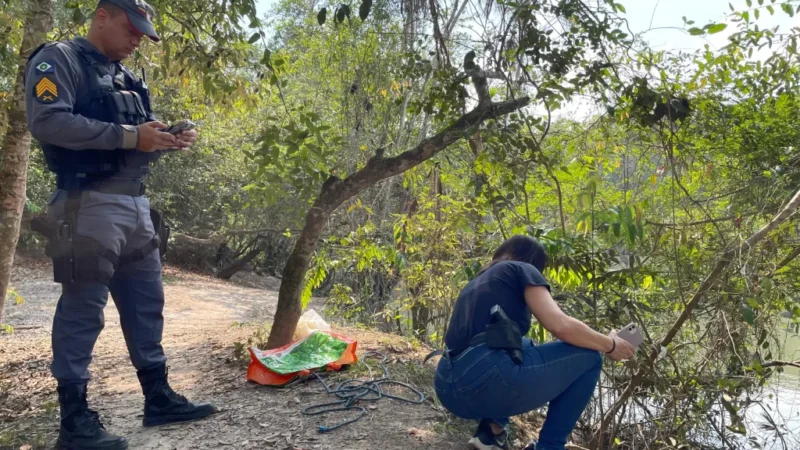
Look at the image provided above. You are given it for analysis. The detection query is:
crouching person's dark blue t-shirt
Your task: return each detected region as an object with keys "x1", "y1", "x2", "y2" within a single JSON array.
[{"x1": 444, "y1": 260, "x2": 550, "y2": 355}]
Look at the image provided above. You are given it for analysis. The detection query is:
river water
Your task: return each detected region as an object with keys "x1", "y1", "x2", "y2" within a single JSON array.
[
  {"x1": 741, "y1": 327, "x2": 800, "y2": 450},
  {"x1": 595, "y1": 325, "x2": 800, "y2": 449}
]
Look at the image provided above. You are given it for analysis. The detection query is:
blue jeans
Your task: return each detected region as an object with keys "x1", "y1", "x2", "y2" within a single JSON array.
[{"x1": 434, "y1": 339, "x2": 602, "y2": 450}]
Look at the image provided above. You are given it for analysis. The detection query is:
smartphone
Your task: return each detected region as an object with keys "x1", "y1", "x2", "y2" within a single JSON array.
[
  {"x1": 162, "y1": 119, "x2": 196, "y2": 135},
  {"x1": 617, "y1": 323, "x2": 644, "y2": 348}
]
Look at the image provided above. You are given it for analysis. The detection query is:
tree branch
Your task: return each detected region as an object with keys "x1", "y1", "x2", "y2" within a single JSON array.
[
  {"x1": 768, "y1": 246, "x2": 800, "y2": 277},
  {"x1": 467, "y1": 69, "x2": 494, "y2": 108},
  {"x1": 220, "y1": 227, "x2": 300, "y2": 237},
  {"x1": 329, "y1": 91, "x2": 530, "y2": 205},
  {"x1": 761, "y1": 360, "x2": 800, "y2": 369},
  {"x1": 172, "y1": 233, "x2": 224, "y2": 245},
  {"x1": 646, "y1": 212, "x2": 757, "y2": 228}
]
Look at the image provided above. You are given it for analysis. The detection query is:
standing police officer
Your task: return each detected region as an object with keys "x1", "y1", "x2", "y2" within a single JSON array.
[{"x1": 25, "y1": 1, "x2": 217, "y2": 449}]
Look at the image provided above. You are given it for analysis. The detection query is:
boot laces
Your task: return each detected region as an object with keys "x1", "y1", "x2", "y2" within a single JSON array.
[
  {"x1": 72, "y1": 408, "x2": 106, "y2": 432},
  {"x1": 162, "y1": 382, "x2": 189, "y2": 405}
]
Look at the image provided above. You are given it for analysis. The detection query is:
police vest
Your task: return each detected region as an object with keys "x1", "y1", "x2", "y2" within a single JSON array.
[{"x1": 27, "y1": 40, "x2": 160, "y2": 177}]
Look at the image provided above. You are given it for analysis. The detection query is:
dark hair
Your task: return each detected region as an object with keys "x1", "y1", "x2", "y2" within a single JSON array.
[{"x1": 484, "y1": 235, "x2": 548, "y2": 273}]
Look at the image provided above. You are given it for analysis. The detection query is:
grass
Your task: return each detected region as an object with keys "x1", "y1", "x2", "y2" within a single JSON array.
[
  {"x1": 0, "y1": 426, "x2": 53, "y2": 450},
  {"x1": 231, "y1": 322, "x2": 272, "y2": 361}
]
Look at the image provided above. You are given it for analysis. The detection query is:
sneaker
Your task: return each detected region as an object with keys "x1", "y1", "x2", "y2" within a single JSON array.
[{"x1": 467, "y1": 420, "x2": 508, "y2": 450}]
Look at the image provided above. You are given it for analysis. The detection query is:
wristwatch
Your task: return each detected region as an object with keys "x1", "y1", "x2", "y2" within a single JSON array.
[{"x1": 121, "y1": 124, "x2": 139, "y2": 149}]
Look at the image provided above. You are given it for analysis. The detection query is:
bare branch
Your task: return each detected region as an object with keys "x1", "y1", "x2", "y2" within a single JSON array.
[
  {"x1": 595, "y1": 187, "x2": 800, "y2": 443},
  {"x1": 768, "y1": 246, "x2": 800, "y2": 277},
  {"x1": 761, "y1": 360, "x2": 800, "y2": 369},
  {"x1": 220, "y1": 227, "x2": 300, "y2": 237},
  {"x1": 172, "y1": 233, "x2": 224, "y2": 246},
  {"x1": 646, "y1": 212, "x2": 757, "y2": 228},
  {"x1": 330, "y1": 87, "x2": 530, "y2": 204}
]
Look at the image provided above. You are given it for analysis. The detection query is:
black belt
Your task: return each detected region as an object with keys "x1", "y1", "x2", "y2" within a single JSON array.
[
  {"x1": 423, "y1": 333, "x2": 488, "y2": 364},
  {"x1": 57, "y1": 175, "x2": 145, "y2": 197}
]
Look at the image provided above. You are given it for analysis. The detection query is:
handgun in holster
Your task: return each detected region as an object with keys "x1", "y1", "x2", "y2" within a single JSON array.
[
  {"x1": 485, "y1": 304, "x2": 524, "y2": 365},
  {"x1": 30, "y1": 215, "x2": 74, "y2": 283}
]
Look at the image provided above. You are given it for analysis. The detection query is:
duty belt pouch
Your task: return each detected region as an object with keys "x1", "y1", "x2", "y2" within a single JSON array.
[
  {"x1": 149, "y1": 208, "x2": 169, "y2": 258},
  {"x1": 486, "y1": 304, "x2": 524, "y2": 365}
]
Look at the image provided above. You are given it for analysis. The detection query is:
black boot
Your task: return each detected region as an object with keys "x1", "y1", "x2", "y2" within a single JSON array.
[
  {"x1": 137, "y1": 364, "x2": 219, "y2": 427},
  {"x1": 56, "y1": 384, "x2": 128, "y2": 450}
]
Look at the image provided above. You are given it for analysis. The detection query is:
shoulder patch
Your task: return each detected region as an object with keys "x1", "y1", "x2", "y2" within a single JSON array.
[
  {"x1": 34, "y1": 76, "x2": 59, "y2": 104},
  {"x1": 35, "y1": 61, "x2": 55, "y2": 73}
]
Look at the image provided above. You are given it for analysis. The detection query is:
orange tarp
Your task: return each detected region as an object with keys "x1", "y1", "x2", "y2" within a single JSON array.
[{"x1": 246, "y1": 331, "x2": 358, "y2": 386}]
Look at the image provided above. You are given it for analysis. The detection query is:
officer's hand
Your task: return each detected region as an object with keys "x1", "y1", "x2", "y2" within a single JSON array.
[
  {"x1": 606, "y1": 331, "x2": 636, "y2": 362},
  {"x1": 136, "y1": 121, "x2": 177, "y2": 153},
  {"x1": 175, "y1": 129, "x2": 198, "y2": 149}
]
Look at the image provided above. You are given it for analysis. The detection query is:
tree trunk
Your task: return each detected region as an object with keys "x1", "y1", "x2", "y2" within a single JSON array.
[
  {"x1": 216, "y1": 241, "x2": 266, "y2": 280},
  {"x1": 0, "y1": 0, "x2": 54, "y2": 324},
  {"x1": 266, "y1": 202, "x2": 333, "y2": 348},
  {"x1": 265, "y1": 76, "x2": 530, "y2": 348},
  {"x1": 410, "y1": 286, "x2": 429, "y2": 339}
]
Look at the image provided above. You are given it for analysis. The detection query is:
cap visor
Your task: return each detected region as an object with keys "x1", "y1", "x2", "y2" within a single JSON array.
[{"x1": 127, "y1": 13, "x2": 160, "y2": 42}]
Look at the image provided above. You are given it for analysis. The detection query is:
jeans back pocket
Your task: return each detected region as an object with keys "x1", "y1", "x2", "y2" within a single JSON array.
[{"x1": 455, "y1": 365, "x2": 522, "y2": 419}]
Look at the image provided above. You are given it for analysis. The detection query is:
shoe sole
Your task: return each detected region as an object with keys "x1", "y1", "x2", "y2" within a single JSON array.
[
  {"x1": 142, "y1": 409, "x2": 219, "y2": 427},
  {"x1": 56, "y1": 439, "x2": 128, "y2": 450},
  {"x1": 467, "y1": 437, "x2": 504, "y2": 450}
]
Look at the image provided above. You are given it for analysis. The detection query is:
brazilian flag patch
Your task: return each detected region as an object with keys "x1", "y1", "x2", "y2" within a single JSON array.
[
  {"x1": 34, "y1": 76, "x2": 58, "y2": 104},
  {"x1": 35, "y1": 61, "x2": 55, "y2": 73}
]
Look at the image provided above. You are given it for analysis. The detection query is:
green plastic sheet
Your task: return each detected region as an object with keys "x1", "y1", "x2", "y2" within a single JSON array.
[{"x1": 256, "y1": 331, "x2": 349, "y2": 375}]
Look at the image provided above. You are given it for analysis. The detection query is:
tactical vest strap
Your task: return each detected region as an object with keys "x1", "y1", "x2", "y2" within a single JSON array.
[
  {"x1": 40, "y1": 39, "x2": 156, "y2": 178},
  {"x1": 130, "y1": 91, "x2": 147, "y2": 117},
  {"x1": 118, "y1": 235, "x2": 161, "y2": 265}
]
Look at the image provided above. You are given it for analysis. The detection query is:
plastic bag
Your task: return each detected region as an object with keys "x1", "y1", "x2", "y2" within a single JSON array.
[{"x1": 295, "y1": 309, "x2": 331, "y2": 340}]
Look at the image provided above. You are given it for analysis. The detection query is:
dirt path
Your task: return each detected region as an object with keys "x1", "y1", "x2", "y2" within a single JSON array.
[{"x1": 0, "y1": 253, "x2": 467, "y2": 450}]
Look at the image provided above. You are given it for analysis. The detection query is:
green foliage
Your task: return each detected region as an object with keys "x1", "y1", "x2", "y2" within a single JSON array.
[
  {"x1": 301, "y1": 253, "x2": 328, "y2": 308},
  {"x1": 7, "y1": 0, "x2": 800, "y2": 447},
  {"x1": 5, "y1": 288, "x2": 23, "y2": 306}
]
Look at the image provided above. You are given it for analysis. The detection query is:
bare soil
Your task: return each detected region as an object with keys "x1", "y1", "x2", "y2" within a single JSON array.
[{"x1": 0, "y1": 252, "x2": 478, "y2": 450}]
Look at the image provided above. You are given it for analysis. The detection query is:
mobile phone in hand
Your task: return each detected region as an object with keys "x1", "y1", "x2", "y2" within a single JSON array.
[
  {"x1": 162, "y1": 119, "x2": 196, "y2": 135},
  {"x1": 617, "y1": 323, "x2": 644, "y2": 348}
]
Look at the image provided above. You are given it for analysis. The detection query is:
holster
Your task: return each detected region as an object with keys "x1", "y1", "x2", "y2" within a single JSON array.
[
  {"x1": 485, "y1": 304, "x2": 524, "y2": 365},
  {"x1": 30, "y1": 215, "x2": 74, "y2": 284},
  {"x1": 30, "y1": 192, "x2": 119, "y2": 284},
  {"x1": 149, "y1": 208, "x2": 169, "y2": 258}
]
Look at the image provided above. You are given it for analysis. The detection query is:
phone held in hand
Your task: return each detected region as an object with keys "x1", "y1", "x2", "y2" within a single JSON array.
[
  {"x1": 162, "y1": 119, "x2": 196, "y2": 135},
  {"x1": 617, "y1": 323, "x2": 644, "y2": 348}
]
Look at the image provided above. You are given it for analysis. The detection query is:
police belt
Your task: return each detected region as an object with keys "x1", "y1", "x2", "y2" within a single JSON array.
[{"x1": 57, "y1": 174, "x2": 146, "y2": 197}]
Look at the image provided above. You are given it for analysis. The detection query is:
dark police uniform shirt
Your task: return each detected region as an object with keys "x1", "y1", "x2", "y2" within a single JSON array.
[
  {"x1": 25, "y1": 37, "x2": 160, "y2": 179},
  {"x1": 443, "y1": 260, "x2": 550, "y2": 355}
]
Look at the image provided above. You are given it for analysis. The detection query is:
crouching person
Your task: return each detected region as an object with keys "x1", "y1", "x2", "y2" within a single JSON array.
[{"x1": 434, "y1": 236, "x2": 635, "y2": 450}]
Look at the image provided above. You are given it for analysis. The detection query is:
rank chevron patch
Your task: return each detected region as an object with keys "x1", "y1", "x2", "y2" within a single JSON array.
[{"x1": 34, "y1": 77, "x2": 58, "y2": 104}]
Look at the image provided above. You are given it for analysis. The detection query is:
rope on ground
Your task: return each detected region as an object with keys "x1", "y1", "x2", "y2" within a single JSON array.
[{"x1": 301, "y1": 351, "x2": 426, "y2": 433}]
